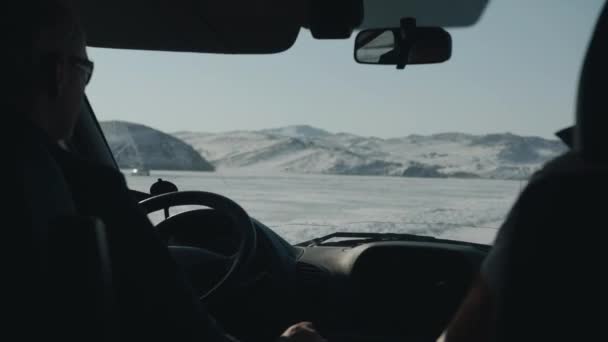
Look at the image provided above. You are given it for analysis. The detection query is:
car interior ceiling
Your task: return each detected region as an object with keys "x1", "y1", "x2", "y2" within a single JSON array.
[
  {"x1": 65, "y1": 0, "x2": 489, "y2": 54},
  {"x1": 16, "y1": 1, "x2": 608, "y2": 342}
]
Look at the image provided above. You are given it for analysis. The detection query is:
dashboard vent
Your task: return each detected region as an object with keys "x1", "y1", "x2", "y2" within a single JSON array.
[{"x1": 296, "y1": 262, "x2": 328, "y2": 287}]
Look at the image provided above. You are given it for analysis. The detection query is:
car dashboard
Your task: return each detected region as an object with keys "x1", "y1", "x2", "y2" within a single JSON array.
[
  {"x1": 170, "y1": 213, "x2": 489, "y2": 342},
  {"x1": 294, "y1": 241, "x2": 487, "y2": 341}
]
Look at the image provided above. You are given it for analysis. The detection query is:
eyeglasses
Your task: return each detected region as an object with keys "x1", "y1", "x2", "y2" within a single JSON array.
[{"x1": 67, "y1": 56, "x2": 94, "y2": 85}]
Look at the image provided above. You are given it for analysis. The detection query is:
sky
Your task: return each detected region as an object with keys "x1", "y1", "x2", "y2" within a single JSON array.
[{"x1": 87, "y1": 0, "x2": 605, "y2": 139}]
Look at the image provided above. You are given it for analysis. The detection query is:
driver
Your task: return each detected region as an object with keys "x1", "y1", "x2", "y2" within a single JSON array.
[{"x1": 8, "y1": 1, "x2": 325, "y2": 341}]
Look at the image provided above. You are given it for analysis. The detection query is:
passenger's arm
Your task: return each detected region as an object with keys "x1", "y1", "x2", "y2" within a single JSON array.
[
  {"x1": 439, "y1": 198, "x2": 518, "y2": 342},
  {"x1": 439, "y1": 275, "x2": 495, "y2": 342}
]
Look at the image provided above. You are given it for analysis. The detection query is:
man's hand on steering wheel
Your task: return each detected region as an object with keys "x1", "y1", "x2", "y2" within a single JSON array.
[{"x1": 278, "y1": 322, "x2": 327, "y2": 342}]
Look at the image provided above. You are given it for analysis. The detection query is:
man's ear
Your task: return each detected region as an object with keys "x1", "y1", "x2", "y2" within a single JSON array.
[{"x1": 47, "y1": 59, "x2": 66, "y2": 98}]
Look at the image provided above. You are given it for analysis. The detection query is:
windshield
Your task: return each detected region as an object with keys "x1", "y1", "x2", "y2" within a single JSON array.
[{"x1": 88, "y1": 0, "x2": 603, "y2": 245}]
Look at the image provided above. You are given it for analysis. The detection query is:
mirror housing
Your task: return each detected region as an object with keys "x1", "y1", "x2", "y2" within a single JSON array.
[
  {"x1": 306, "y1": 0, "x2": 364, "y2": 39},
  {"x1": 354, "y1": 19, "x2": 452, "y2": 69}
]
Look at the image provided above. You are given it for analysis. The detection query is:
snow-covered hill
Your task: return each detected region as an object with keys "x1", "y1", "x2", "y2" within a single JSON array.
[
  {"x1": 101, "y1": 121, "x2": 215, "y2": 172},
  {"x1": 175, "y1": 125, "x2": 567, "y2": 180}
]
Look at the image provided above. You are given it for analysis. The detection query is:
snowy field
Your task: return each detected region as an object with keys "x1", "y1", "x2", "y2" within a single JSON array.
[{"x1": 125, "y1": 171, "x2": 524, "y2": 245}]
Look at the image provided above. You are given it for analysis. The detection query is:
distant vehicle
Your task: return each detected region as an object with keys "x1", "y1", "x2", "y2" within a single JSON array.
[{"x1": 130, "y1": 168, "x2": 150, "y2": 176}]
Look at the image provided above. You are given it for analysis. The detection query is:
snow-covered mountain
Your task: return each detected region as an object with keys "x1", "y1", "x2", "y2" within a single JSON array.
[
  {"x1": 174, "y1": 125, "x2": 567, "y2": 180},
  {"x1": 100, "y1": 121, "x2": 214, "y2": 172},
  {"x1": 261, "y1": 125, "x2": 332, "y2": 139}
]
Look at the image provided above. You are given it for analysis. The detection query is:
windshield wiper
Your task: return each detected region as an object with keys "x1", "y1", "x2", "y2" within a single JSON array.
[{"x1": 297, "y1": 232, "x2": 439, "y2": 247}]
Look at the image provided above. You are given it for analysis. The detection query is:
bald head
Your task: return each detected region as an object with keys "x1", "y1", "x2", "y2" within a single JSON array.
[
  {"x1": 5, "y1": 1, "x2": 84, "y2": 87},
  {"x1": 35, "y1": 3, "x2": 85, "y2": 55},
  {"x1": 4, "y1": 0, "x2": 91, "y2": 141}
]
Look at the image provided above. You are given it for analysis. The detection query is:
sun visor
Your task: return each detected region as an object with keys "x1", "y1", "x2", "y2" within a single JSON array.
[
  {"x1": 305, "y1": 0, "x2": 364, "y2": 39},
  {"x1": 359, "y1": 0, "x2": 490, "y2": 29},
  {"x1": 67, "y1": 0, "x2": 302, "y2": 54}
]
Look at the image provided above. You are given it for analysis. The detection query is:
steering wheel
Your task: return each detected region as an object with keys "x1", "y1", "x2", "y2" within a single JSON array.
[{"x1": 139, "y1": 191, "x2": 257, "y2": 300}]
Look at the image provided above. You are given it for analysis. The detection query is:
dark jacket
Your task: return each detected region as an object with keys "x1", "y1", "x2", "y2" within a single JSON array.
[{"x1": 33, "y1": 125, "x2": 236, "y2": 341}]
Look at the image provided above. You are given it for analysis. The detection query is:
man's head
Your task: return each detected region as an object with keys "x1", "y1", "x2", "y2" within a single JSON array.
[{"x1": 6, "y1": 1, "x2": 92, "y2": 141}]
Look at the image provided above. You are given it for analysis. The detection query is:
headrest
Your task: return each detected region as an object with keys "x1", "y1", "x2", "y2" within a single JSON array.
[{"x1": 575, "y1": 2, "x2": 608, "y2": 162}]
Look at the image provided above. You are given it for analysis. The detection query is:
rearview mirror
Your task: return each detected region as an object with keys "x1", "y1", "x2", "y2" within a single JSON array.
[{"x1": 354, "y1": 25, "x2": 452, "y2": 68}]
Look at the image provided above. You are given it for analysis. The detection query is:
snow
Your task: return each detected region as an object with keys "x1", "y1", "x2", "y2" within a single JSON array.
[
  {"x1": 125, "y1": 171, "x2": 524, "y2": 245},
  {"x1": 109, "y1": 124, "x2": 555, "y2": 246}
]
